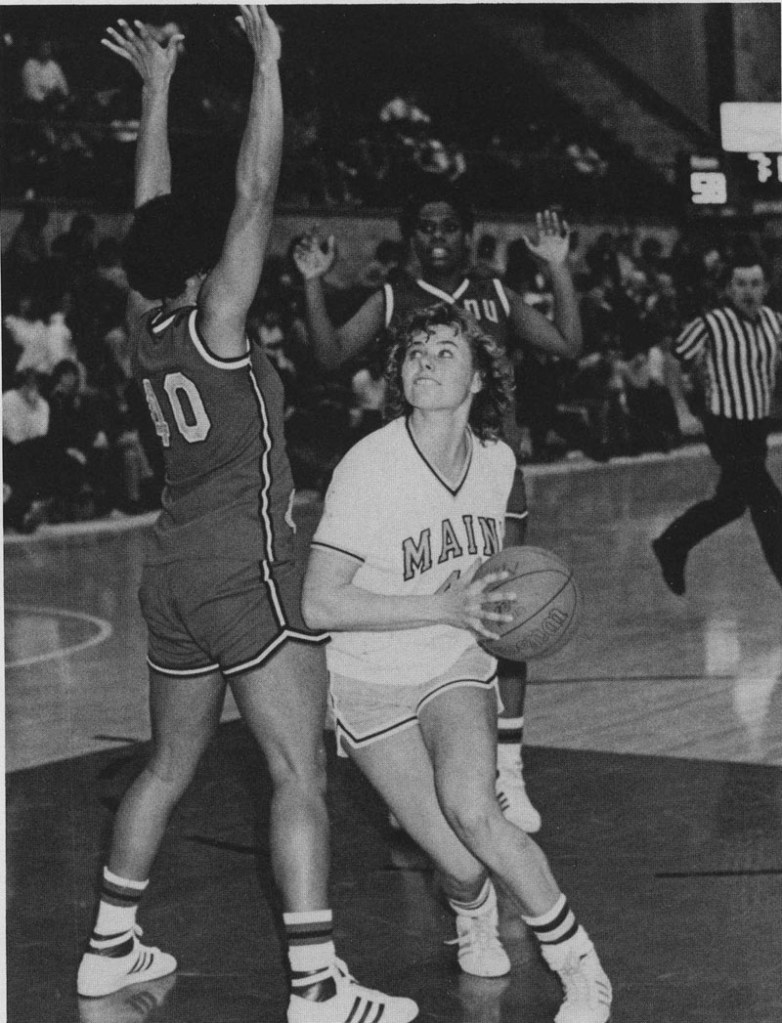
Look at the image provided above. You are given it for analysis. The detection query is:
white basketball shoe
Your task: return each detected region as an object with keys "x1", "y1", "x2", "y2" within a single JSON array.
[{"x1": 496, "y1": 745, "x2": 542, "y2": 833}]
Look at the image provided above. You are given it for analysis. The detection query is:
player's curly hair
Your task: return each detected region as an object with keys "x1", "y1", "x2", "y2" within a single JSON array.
[
  {"x1": 384, "y1": 302, "x2": 514, "y2": 442},
  {"x1": 122, "y1": 193, "x2": 232, "y2": 301},
  {"x1": 398, "y1": 178, "x2": 475, "y2": 240}
]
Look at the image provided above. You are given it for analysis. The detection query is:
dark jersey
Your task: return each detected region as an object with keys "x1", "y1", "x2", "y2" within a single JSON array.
[
  {"x1": 383, "y1": 274, "x2": 515, "y2": 349},
  {"x1": 382, "y1": 273, "x2": 529, "y2": 444},
  {"x1": 131, "y1": 304, "x2": 296, "y2": 565}
]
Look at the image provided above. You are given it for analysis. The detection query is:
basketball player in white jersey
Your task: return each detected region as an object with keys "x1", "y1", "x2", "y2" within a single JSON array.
[
  {"x1": 302, "y1": 302, "x2": 611, "y2": 1023},
  {"x1": 294, "y1": 180, "x2": 582, "y2": 834}
]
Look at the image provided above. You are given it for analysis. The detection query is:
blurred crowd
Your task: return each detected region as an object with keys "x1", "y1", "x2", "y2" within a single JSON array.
[
  {"x1": 1, "y1": 25, "x2": 664, "y2": 217},
  {"x1": 5, "y1": 199, "x2": 780, "y2": 534}
]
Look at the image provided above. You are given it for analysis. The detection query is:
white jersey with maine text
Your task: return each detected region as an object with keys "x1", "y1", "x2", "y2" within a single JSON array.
[{"x1": 312, "y1": 416, "x2": 522, "y2": 686}]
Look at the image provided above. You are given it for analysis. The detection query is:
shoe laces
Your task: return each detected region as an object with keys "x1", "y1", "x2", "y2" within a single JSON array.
[
  {"x1": 496, "y1": 763, "x2": 526, "y2": 789},
  {"x1": 332, "y1": 958, "x2": 355, "y2": 983},
  {"x1": 557, "y1": 951, "x2": 602, "y2": 1007},
  {"x1": 447, "y1": 910, "x2": 501, "y2": 958},
  {"x1": 333, "y1": 957, "x2": 382, "y2": 996}
]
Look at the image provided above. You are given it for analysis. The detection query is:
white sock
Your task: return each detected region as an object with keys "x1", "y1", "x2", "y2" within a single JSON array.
[{"x1": 93, "y1": 868, "x2": 148, "y2": 936}]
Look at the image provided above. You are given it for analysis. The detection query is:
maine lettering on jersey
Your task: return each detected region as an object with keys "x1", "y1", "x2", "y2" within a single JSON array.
[{"x1": 403, "y1": 515, "x2": 501, "y2": 580}]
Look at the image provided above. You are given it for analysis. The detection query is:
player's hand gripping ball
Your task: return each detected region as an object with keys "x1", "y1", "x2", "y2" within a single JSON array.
[{"x1": 474, "y1": 546, "x2": 580, "y2": 660}]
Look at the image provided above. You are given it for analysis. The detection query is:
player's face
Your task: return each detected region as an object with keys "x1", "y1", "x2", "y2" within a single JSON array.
[
  {"x1": 726, "y1": 265, "x2": 767, "y2": 320},
  {"x1": 401, "y1": 323, "x2": 482, "y2": 412},
  {"x1": 411, "y1": 202, "x2": 469, "y2": 275}
]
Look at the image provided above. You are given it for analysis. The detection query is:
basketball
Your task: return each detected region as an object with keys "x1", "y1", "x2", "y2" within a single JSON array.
[{"x1": 474, "y1": 546, "x2": 580, "y2": 661}]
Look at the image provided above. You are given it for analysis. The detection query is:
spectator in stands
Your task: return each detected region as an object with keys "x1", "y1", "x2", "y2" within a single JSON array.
[
  {"x1": 356, "y1": 239, "x2": 406, "y2": 291},
  {"x1": 472, "y1": 234, "x2": 501, "y2": 281},
  {"x1": 20, "y1": 37, "x2": 70, "y2": 111},
  {"x1": 52, "y1": 213, "x2": 98, "y2": 282},
  {"x1": 613, "y1": 333, "x2": 681, "y2": 454},
  {"x1": 378, "y1": 91, "x2": 431, "y2": 130},
  {"x1": 2, "y1": 368, "x2": 52, "y2": 532},
  {"x1": 348, "y1": 355, "x2": 386, "y2": 442},
  {"x1": 3, "y1": 198, "x2": 50, "y2": 276},
  {"x1": 93, "y1": 237, "x2": 130, "y2": 294},
  {"x1": 94, "y1": 322, "x2": 163, "y2": 512},
  {"x1": 445, "y1": 139, "x2": 467, "y2": 183},
  {"x1": 564, "y1": 134, "x2": 607, "y2": 180},
  {"x1": 3, "y1": 284, "x2": 77, "y2": 379},
  {"x1": 47, "y1": 358, "x2": 108, "y2": 520},
  {"x1": 71, "y1": 236, "x2": 129, "y2": 380},
  {"x1": 412, "y1": 136, "x2": 451, "y2": 177}
]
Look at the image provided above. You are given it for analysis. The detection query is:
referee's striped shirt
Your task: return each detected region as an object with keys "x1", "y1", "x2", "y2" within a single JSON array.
[{"x1": 674, "y1": 304, "x2": 782, "y2": 420}]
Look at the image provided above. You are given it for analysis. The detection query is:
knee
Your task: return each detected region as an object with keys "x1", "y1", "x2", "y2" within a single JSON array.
[
  {"x1": 268, "y1": 739, "x2": 328, "y2": 798},
  {"x1": 438, "y1": 785, "x2": 499, "y2": 849},
  {"x1": 143, "y1": 747, "x2": 201, "y2": 794}
]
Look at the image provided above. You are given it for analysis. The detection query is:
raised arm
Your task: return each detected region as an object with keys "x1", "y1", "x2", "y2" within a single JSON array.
[
  {"x1": 293, "y1": 232, "x2": 385, "y2": 369},
  {"x1": 102, "y1": 18, "x2": 184, "y2": 318},
  {"x1": 101, "y1": 18, "x2": 184, "y2": 209},
  {"x1": 506, "y1": 209, "x2": 583, "y2": 360},
  {"x1": 198, "y1": 5, "x2": 283, "y2": 354}
]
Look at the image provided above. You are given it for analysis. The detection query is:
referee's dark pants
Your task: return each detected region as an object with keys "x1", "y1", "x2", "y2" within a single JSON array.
[{"x1": 660, "y1": 413, "x2": 782, "y2": 588}]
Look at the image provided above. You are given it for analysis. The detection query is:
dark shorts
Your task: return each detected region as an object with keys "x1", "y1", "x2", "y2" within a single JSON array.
[{"x1": 139, "y1": 557, "x2": 328, "y2": 679}]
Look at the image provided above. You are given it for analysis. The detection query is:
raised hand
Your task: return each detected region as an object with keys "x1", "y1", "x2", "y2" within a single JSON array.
[
  {"x1": 235, "y1": 5, "x2": 281, "y2": 69},
  {"x1": 293, "y1": 231, "x2": 337, "y2": 281},
  {"x1": 522, "y1": 209, "x2": 571, "y2": 269},
  {"x1": 436, "y1": 560, "x2": 516, "y2": 640},
  {"x1": 101, "y1": 18, "x2": 184, "y2": 85}
]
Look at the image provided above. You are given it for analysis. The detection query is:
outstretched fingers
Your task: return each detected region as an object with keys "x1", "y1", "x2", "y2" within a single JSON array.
[
  {"x1": 236, "y1": 4, "x2": 281, "y2": 64},
  {"x1": 102, "y1": 18, "x2": 184, "y2": 76},
  {"x1": 101, "y1": 20, "x2": 140, "y2": 61}
]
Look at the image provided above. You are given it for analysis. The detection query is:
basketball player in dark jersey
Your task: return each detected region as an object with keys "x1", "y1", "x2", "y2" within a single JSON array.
[
  {"x1": 292, "y1": 178, "x2": 583, "y2": 834},
  {"x1": 77, "y1": 12, "x2": 417, "y2": 1023}
]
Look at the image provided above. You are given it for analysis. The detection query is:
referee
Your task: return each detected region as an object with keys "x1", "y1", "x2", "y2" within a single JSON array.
[{"x1": 652, "y1": 251, "x2": 782, "y2": 594}]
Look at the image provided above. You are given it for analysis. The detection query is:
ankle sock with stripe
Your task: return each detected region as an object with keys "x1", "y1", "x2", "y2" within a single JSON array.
[
  {"x1": 522, "y1": 894, "x2": 578, "y2": 948},
  {"x1": 285, "y1": 910, "x2": 337, "y2": 1002},
  {"x1": 497, "y1": 716, "x2": 524, "y2": 747},
  {"x1": 448, "y1": 877, "x2": 493, "y2": 917},
  {"x1": 89, "y1": 867, "x2": 148, "y2": 956}
]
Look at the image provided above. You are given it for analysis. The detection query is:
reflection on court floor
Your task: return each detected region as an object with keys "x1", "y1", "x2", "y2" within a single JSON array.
[{"x1": 5, "y1": 445, "x2": 781, "y2": 1022}]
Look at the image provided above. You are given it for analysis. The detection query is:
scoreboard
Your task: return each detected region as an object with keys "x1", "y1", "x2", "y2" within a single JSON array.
[
  {"x1": 681, "y1": 103, "x2": 782, "y2": 217},
  {"x1": 683, "y1": 152, "x2": 782, "y2": 217}
]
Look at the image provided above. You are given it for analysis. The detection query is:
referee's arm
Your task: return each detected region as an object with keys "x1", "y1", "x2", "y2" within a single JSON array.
[{"x1": 673, "y1": 316, "x2": 708, "y2": 363}]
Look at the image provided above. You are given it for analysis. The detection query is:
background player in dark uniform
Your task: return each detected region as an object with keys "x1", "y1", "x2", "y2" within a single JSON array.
[
  {"x1": 77, "y1": 12, "x2": 417, "y2": 1023},
  {"x1": 652, "y1": 252, "x2": 782, "y2": 595},
  {"x1": 292, "y1": 179, "x2": 583, "y2": 834}
]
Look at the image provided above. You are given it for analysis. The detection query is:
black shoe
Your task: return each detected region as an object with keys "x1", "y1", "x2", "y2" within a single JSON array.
[{"x1": 652, "y1": 537, "x2": 686, "y2": 595}]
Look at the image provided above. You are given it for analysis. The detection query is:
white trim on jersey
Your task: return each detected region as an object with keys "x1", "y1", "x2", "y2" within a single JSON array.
[
  {"x1": 492, "y1": 278, "x2": 511, "y2": 317},
  {"x1": 149, "y1": 309, "x2": 178, "y2": 334},
  {"x1": 247, "y1": 366, "x2": 277, "y2": 565},
  {"x1": 383, "y1": 282, "x2": 394, "y2": 329},
  {"x1": 416, "y1": 278, "x2": 470, "y2": 304},
  {"x1": 310, "y1": 540, "x2": 366, "y2": 564},
  {"x1": 506, "y1": 509, "x2": 529, "y2": 520},
  {"x1": 406, "y1": 418, "x2": 473, "y2": 496},
  {"x1": 187, "y1": 309, "x2": 251, "y2": 369}
]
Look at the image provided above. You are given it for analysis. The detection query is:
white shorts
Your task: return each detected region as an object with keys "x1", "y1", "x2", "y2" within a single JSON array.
[{"x1": 330, "y1": 645, "x2": 500, "y2": 757}]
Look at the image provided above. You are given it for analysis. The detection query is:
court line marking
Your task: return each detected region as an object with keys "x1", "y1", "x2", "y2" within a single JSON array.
[
  {"x1": 5, "y1": 604, "x2": 113, "y2": 668},
  {"x1": 527, "y1": 673, "x2": 738, "y2": 685},
  {"x1": 656, "y1": 869, "x2": 781, "y2": 878}
]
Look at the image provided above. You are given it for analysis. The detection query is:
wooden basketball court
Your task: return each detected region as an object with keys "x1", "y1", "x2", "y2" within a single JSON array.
[{"x1": 5, "y1": 443, "x2": 781, "y2": 1023}]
